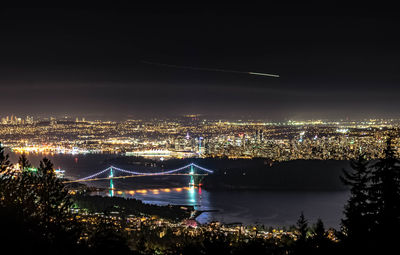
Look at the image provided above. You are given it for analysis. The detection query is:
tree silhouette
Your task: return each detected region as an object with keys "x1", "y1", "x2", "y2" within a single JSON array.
[
  {"x1": 368, "y1": 137, "x2": 400, "y2": 247},
  {"x1": 294, "y1": 212, "x2": 310, "y2": 254},
  {"x1": 0, "y1": 148, "x2": 83, "y2": 254},
  {"x1": 310, "y1": 219, "x2": 335, "y2": 254},
  {"x1": 0, "y1": 144, "x2": 36, "y2": 217},
  {"x1": 0, "y1": 142, "x2": 13, "y2": 198},
  {"x1": 0, "y1": 142, "x2": 11, "y2": 172},
  {"x1": 340, "y1": 154, "x2": 372, "y2": 245},
  {"x1": 0, "y1": 142, "x2": 11, "y2": 198},
  {"x1": 34, "y1": 158, "x2": 78, "y2": 232},
  {"x1": 312, "y1": 219, "x2": 326, "y2": 244},
  {"x1": 18, "y1": 153, "x2": 32, "y2": 170}
]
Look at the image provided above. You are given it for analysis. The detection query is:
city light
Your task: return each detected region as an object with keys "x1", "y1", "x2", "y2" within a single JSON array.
[{"x1": 1, "y1": 117, "x2": 398, "y2": 162}]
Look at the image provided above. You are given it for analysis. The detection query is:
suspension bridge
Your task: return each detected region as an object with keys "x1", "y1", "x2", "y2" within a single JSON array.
[{"x1": 64, "y1": 163, "x2": 214, "y2": 196}]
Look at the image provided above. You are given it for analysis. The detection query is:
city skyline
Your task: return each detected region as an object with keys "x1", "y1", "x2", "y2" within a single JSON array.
[
  {"x1": 3, "y1": 113, "x2": 400, "y2": 123},
  {"x1": 2, "y1": 6, "x2": 400, "y2": 253},
  {"x1": 1, "y1": 114, "x2": 398, "y2": 162}
]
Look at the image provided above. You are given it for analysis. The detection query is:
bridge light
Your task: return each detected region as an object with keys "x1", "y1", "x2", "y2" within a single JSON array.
[{"x1": 70, "y1": 163, "x2": 213, "y2": 186}]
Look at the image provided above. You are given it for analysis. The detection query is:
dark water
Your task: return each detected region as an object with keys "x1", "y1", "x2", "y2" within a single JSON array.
[
  {"x1": 129, "y1": 188, "x2": 347, "y2": 228},
  {"x1": 8, "y1": 152, "x2": 348, "y2": 228}
]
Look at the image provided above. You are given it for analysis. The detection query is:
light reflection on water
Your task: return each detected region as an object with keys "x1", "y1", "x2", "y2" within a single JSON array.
[
  {"x1": 7, "y1": 152, "x2": 349, "y2": 228},
  {"x1": 115, "y1": 186, "x2": 345, "y2": 228},
  {"x1": 103, "y1": 186, "x2": 348, "y2": 229},
  {"x1": 111, "y1": 186, "x2": 207, "y2": 208}
]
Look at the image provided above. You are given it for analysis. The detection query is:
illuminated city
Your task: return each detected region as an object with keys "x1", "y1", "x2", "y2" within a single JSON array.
[
  {"x1": 1, "y1": 115, "x2": 399, "y2": 160},
  {"x1": 1, "y1": 5, "x2": 400, "y2": 255}
]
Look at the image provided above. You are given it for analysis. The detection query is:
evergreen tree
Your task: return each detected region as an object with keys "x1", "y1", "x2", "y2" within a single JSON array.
[
  {"x1": 368, "y1": 137, "x2": 400, "y2": 244},
  {"x1": 340, "y1": 154, "x2": 372, "y2": 243},
  {"x1": 0, "y1": 142, "x2": 11, "y2": 172},
  {"x1": 0, "y1": 142, "x2": 18, "y2": 206},
  {"x1": 35, "y1": 158, "x2": 83, "y2": 253},
  {"x1": 294, "y1": 212, "x2": 310, "y2": 254},
  {"x1": 35, "y1": 158, "x2": 76, "y2": 229},
  {"x1": 310, "y1": 219, "x2": 335, "y2": 254},
  {"x1": 0, "y1": 142, "x2": 12, "y2": 195},
  {"x1": 312, "y1": 219, "x2": 326, "y2": 246},
  {"x1": 296, "y1": 212, "x2": 308, "y2": 241},
  {"x1": 0, "y1": 145, "x2": 83, "y2": 253},
  {"x1": 18, "y1": 153, "x2": 31, "y2": 170}
]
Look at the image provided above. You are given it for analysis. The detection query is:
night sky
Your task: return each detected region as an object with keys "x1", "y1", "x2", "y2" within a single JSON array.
[{"x1": 1, "y1": 5, "x2": 399, "y2": 120}]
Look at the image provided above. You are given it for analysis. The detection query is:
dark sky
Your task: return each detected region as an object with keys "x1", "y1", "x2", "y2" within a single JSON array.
[{"x1": 1, "y1": 5, "x2": 399, "y2": 120}]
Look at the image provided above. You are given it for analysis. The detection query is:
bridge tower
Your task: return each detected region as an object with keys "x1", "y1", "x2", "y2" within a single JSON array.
[
  {"x1": 109, "y1": 167, "x2": 114, "y2": 197},
  {"x1": 189, "y1": 164, "x2": 195, "y2": 187}
]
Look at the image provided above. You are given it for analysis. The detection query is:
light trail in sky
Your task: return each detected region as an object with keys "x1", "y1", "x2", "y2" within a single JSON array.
[{"x1": 142, "y1": 61, "x2": 280, "y2": 78}]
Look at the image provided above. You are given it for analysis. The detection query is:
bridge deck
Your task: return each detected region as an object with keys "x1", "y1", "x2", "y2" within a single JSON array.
[{"x1": 63, "y1": 173, "x2": 208, "y2": 184}]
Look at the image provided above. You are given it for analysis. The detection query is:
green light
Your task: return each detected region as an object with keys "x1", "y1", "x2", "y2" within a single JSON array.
[
  {"x1": 188, "y1": 186, "x2": 195, "y2": 203},
  {"x1": 109, "y1": 168, "x2": 114, "y2": 197},
  {"x1": 189, "y1": 165, "x2": 194, "y2": 187}
]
